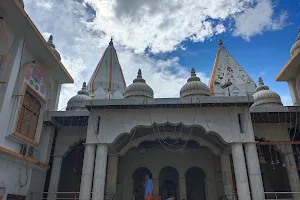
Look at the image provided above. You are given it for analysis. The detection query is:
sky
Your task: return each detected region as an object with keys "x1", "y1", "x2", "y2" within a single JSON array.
[{"x1": 22, "y1": 0, "x2": 300, "y2": 110}]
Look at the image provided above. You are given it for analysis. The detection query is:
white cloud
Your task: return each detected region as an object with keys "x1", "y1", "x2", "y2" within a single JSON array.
[
  {"x1": 233, "y1": 0, "x2": 287, "y2": 40},
  {"x1": 22, "y1": 0, "x2": 287, "y2": 110}
]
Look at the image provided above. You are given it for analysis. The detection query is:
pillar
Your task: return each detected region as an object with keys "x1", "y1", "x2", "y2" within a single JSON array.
[
  {"x1": 287, "y1": 79, "x2": 300, "y2": 106},
  {"x1": 244, "y1": 143, "x2": 265, "y2": 200},
  {"x1": 0, "y1": 36, "x2": 24, "y2": 134},
  {"x1": 283, "y1": 145, "x2": 300, "y2": 200},
  {"x1": 106, "y1": 155, "x2": 118, "y2": 198},
  {"x1": 92, "y1": 144, "x2": 108, "y2": 200},
  {"x1": 220, "y1": 153, "x2": 235, "y2": 200},
  {"x1": 179, "y1": 177, "x2": 187, "y2": 200},
  {"x1": 47, "y1": 156, "x2": 63, "y2": 200},
  {"x1": 231, "y1": 143, "x2": 251, "y2": 200},
  {"x1": 152, "y1": 177, "x2": 159, "y2": 196},
  {"x1": 79, "y1": 144, "x2": 96, "y2": 200}
]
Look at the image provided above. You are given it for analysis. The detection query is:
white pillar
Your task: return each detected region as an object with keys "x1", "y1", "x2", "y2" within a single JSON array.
[
  {"x1": 0, "y1": 37, "x2": 24, "y2": 135},
  {"x1": 152, "y1": 177, "x2": 159, "y2": 196},
  {"x1": 231, "y1": 143, "x2": 251, "y2": 200},
  {"x1": 79, "y1": 144, "x2": 96, "y2": 200},
  {"x1": 220, "y1": 153, "x2": 236, "y2": 200},
  {"x1": 287, "y1": 79, "x2": 300, "y2": 106},
  {"x1": 244, "y1": 143, "x2": 265, "y2": 200},
  {"x1": 47, "y1": 156, "x2": 63, "y2": 200},
  {"x1": 92, "y1": 144, "x2": 108, "y2": 200},
  {"x1": 106, "y1": 155, "x2": 118, "y2": 197},
  {"x1": 283, "y1": 145, "x2": 300, "y2": 200},
  {"x1": 179, "y1": 177, "x2": 187, "y2": 200}
]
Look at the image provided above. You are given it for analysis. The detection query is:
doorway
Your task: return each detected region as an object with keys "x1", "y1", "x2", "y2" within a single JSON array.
[
  {"x1": 159, "y1": 166, "x2": 179, "y2": 200},
  {"x1": 186, "y1": 167, "x2": 206, "y2": 200},
  {"x1": 132, "y1": 167, "x2": 152, "y2": 200}
]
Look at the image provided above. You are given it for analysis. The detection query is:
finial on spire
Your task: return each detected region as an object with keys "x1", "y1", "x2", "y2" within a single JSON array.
[
  {"x1": 109, "y1": 37, "x2": 113, "y2": 45},
  {"x1": 298, "y1": 27, "x2": 300, "y2": 34},
  {"x1": 48, "y1": 35, "x2": 55, "y2": 48},
  {"x1": 82, "y1": 82, "x2": 87, "y2": 91},
  {"x1": 258, "y1": 77, "x2": 264, "y2": 86},
  {"x1": 219, "y1": 39, "x2": 223, "y2": 47},
  {"x1": 191, "y1": 68, "x2": 196, "y2": 77},
  {"x1": 137, "y1": 69, "x2": 142, "y2": 78}
]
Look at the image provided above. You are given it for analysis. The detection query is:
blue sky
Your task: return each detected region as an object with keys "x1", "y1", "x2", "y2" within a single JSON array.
[{"x1": 23, "y1": 0, "x2": 300, "y2": 109}]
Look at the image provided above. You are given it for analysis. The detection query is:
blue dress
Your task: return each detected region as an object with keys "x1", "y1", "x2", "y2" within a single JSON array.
[{"x1": 144, "y1": 179, "x2": 153, "y2": 198}]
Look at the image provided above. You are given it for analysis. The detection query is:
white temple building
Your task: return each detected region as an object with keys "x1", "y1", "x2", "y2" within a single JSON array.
[{"x1": 1, "y1": 1, "x2": 300, "y2": 200}]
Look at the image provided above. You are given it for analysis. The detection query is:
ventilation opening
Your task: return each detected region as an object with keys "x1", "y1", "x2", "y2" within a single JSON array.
[{"x1": 238, "y1": 114, "x2": 244, "y2": 133}]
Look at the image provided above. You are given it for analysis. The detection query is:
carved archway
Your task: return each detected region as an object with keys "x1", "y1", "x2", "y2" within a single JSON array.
[
  {"x1": 110, "y1": 122, "x2": 227, "y2": 155},
  {"x1": 186, "y1": 167, "x2": 206, "y2": 200},
  {"x1": 159, "y1": 166, "x2": 179, "y2": 200},
  {"x1": 132, "y1": 167, "x2": 152, "y2": 200}
]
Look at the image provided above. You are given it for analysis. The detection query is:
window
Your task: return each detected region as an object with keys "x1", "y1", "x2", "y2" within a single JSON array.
[{"x1": 16, "y1": 90, "x2": 41, "y2": 140}]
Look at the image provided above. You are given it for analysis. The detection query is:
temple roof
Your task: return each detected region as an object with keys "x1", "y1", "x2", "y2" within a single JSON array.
[
  {"x1": 209, "y1": 39, "x2": 256, "y2": 96},
  {"x1": 87, "y1": 39, "x2": 126, "y2": 99}
]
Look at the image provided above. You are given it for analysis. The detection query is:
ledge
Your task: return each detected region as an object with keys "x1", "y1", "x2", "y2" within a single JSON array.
[
  {"x1": 0, "y1": 146, "x2": 50, "y2": 168},
  {"x1": 86, "y1": 96, "x2": 254, "y2": 110}
]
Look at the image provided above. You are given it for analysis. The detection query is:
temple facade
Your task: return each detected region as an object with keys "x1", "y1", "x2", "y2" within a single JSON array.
[{"x1": 1, "y1": 1, "x2": 300, "y2": 200}]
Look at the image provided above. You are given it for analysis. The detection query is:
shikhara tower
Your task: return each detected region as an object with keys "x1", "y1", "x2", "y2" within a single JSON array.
[
  {"x1": 87, "y1": 39, "x2": 126, "y2": 99},
  {"x1": 209, "y1": 39, "x2": 256, "y2": 96}
]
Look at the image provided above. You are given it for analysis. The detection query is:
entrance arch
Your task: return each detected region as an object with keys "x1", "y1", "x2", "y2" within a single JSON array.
[
  {"x1": 159, "y1": 166, "x2": 179, "y2": 200},
  {"x1": 132, "y1": 167, "x2": 152, "y2": 200},
  {"x1": 186, "y1": 167, "x2": 206, "y2": 200}
]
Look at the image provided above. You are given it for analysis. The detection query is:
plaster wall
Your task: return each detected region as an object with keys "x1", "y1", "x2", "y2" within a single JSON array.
[
  {"x1": 253, "y1": 123, "x2": 289, "y2": 141},
  {"x1": 117, "y1": 145, "x2": 224, "y2": 200},
  {"x1": 88, "y1": 106, "x2": 254, "y2": 144}
]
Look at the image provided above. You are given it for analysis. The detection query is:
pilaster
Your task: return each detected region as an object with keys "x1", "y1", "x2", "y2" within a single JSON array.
[
  {"x1": 220, "y1": 152, "x2": 235, "y2": 200},
  {"x1": 179, "y1": 177, "x2": 187, "y2": 200},
  {"x1": 106, "y1": 155, "x2": 118, "y2": 198},
  {"x1": 47, "y1": 156, "x2": 63, "y2": 200}
]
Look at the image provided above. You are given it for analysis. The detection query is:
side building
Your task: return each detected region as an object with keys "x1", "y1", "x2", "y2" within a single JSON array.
[{"x1": 0, "y1": 0, "x2": 73, "y2": 199}]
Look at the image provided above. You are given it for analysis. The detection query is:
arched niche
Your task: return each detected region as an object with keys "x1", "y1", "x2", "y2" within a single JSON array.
[
  {"x1": 132, "y1": 167, "x2": 152, "y2": 200},
  {"x1": 159, "y1": 166, "x2": 179, "y2": 200},
  {"x1": 186, "y1": 167, "x2": 206, "y2": 200}
]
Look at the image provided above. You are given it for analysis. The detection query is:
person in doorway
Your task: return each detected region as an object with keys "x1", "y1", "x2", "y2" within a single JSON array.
[
  {"x1": 144, "y1": 174, "x2": 153, "y2": 200},
  {"x1": 165, "y1": 195, "x2": 175, "y2": 200}
]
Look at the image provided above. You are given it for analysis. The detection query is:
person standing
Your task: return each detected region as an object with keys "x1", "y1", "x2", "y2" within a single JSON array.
[
  {"x1": 144, "y1": 174, "x2": 153, "y2": 200},
  {"x1": 165, "y1": 195, "x2": 175, "y2": 200}
]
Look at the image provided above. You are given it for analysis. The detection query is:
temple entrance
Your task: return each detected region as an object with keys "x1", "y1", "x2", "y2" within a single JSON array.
[
  {"x1": 159, "y1": 166, "x2": 179, "y2": 200},
  {"x1": 186, "y1": 167, "x2": 206, "y2": 200},
  {"x1": 132, "y1": 167, "x2": 152, "y2": 200}
]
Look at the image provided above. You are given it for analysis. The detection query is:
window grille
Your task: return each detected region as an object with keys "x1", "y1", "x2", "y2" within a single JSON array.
[{"x1": 16, "y1": 90, "x2": 41, "y2": 140}]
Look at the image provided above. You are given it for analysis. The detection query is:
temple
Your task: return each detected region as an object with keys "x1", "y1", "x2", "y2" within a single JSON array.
[{"x1": 1, "y1": 1, "x2": 300, "y2": 200}]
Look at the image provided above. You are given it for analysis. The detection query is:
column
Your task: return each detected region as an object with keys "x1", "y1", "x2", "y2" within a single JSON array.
[
  {"x1": 179, "y1": 177, "x2": 187, "y2": 200},
  {"x1": 92, "y1": 144, "x2": 108, "y2": 200},
  {"x1": 220, "y1": 153, "x2": 236, "y2": 200},
  {"x1": 79, "y1": 144, "x2": 96, "y2": 200},
  {"x1": 47, "y1": 156, "x2": 63, "y2": 200},
  {"x1": 0, "y1": 37, "x2": 24, "y2": 132},
  {"x1": 106, "y1": 155, "x2": 118, "y2": 198},
  {"x1": 231, "y1": 143, "x2": 251, "y2": 200},
  {"x1": 244, "y1": 143, "x2": 265, "y2": 200},
  {"x1": 152, "y1": 177, "x2": 159, "y2": 196},
  {"x1": 282, "y1": 145, "x2": 300, "y2": 200},
  {"x1": 287, "y1": 79, "x2": 300, "y2": 106}
]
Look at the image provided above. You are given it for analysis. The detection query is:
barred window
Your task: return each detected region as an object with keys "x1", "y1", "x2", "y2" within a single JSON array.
[{"x1": 16, "y1": 90, "x2": 41, "y2": 140}]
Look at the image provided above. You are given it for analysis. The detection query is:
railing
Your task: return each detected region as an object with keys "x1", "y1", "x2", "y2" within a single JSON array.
[
  {"x1": 28, "y1": 192, "x2": 116, "y2": 200},
  {"x1": 264, "y1": 192, "x2": 300, "y2": 200}
]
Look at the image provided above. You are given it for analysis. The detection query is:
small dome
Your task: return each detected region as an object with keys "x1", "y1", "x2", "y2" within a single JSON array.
[
  {"x1": 124, "y1": 69, "x2": 154, "y2": 99},
  {"x1": 48, "y1": 35, "x2": 61, "y2": 61},
  {"x1": 67, "y1": 82, "x2": 92, "y2": 111},
  {"x1": 290, "y1": 28, "x2": 300, "y2": 56},
  {"x1": 252, "y1": 77, "x2": 282, "y2": 107},
  {"x1": 180, "y1": 68, "x2": 210, "y2": 98}
]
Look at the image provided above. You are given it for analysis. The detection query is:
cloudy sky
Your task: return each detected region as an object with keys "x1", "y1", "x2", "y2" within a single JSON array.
[{"x1": 23, "y1": 0, "x2": 300, "y2": 110}]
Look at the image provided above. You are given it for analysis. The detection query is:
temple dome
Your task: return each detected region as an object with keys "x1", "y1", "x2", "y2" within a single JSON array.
[
  {"x1": 67, "y1": 82, "x2": 92, "y2": 111},
  {"x1": 180, "y1": 68, "x2": 210, "y2": 97},
  {"x1": 290, "y1": 28, "x2": 300, "y2": 56},
  {"x1": 252, "y1": 77, "x2": 282, "y2": 107},
  {"x1": 124, "y1": 69, "x2": 154, "y2": 99},
  {"x1": 47, "y1": 35, "x2": 61, "y2": 61}
]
